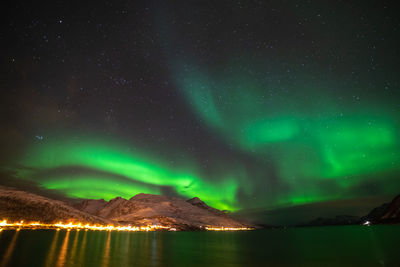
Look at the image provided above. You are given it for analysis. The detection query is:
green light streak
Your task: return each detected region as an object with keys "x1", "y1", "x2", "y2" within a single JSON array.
[
  {"x1": 17, "y1": 137, "x2": 239, "y2": 211},
  {"x1": 43, "y1": 177, "x2": 161, "y2": 200},
  {"x1": 175, "y1": 62, "x2": 400, "y2": 207}
]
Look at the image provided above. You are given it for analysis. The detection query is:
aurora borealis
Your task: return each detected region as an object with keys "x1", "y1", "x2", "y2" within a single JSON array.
[
  {"x1": 16, "y1": 136, "x2": 240, "y2": 210},
  {"x1": 175, "y1": 64, "x2": 400, "y2": 195},
  {"x1": 2, "y1": 0, "x2": 400, "y2": 223}
]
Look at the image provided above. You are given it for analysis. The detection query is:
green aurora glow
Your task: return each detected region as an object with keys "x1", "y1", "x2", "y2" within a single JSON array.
[
  {"x1": 12, "y1": 64, "x2": 400, "y2": 212},
  {"x1": 16, "y1": 137, "x2": 240, "y2": 211},
  {"x1": 11, "y1": 62, "x2": 400, "y2": 212},
  {"x1": 173, "y1": 63, "x2": 400, "y2": 207}
]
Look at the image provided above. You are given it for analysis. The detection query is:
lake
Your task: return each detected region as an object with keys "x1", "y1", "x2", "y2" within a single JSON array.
[{"x1": 0, "y1": 225, "x2": 398, "y2": 266}]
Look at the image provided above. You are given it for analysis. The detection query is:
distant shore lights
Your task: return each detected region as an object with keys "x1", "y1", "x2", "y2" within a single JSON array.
[{"x1": 0, "y1": 220, "x2": 253, "y2": 232}]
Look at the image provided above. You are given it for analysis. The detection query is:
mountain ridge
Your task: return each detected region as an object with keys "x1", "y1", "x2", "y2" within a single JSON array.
[
  {"x1": 0, "y1": 186, "x2": 250, "y2": 230},
  {"x1": 74, "y1": 193, "x2": 249, "y2": 230},
  {"x1": 299, "y1": 194, "x2": 400, "y2": 226}
]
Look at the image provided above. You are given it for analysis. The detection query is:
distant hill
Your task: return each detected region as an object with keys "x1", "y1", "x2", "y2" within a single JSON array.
[
  {"x1": 363, "y1": 194, "x2": 400, "y2": 224},
  {"x1": 299, "y1": 215, "x2": 360, "y2": 227},
  {"x1": 0, "y1": 187, "x2": 249, "y2": 230},
  {"x1": 300, "y1": 194, "x2": 400, "y2": 227},
  {"x1": 360, "y1": 203, "x2": 390, "y2": 223}
]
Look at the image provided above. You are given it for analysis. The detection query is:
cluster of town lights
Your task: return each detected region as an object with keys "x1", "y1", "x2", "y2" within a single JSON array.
[
  {"x1": 0, "y1": 220, "x2": 173, "y2": 232},
  {"x1": 205, "y1": 226, "x2": 253, "y2": 231},
  {"x1": 0, "y1": 220, "x2": 252, "y2": 232}
]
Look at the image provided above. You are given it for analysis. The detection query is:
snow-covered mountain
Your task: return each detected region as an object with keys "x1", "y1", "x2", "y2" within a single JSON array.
[
  {"x1": 0, "y1": 186, "x2": 249, "y2": 230},
  {"x1": 75, "y1": 193, "x2": 248, "y2": 230}
]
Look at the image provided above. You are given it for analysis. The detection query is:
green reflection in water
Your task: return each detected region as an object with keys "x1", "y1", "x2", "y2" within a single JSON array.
[{"x1": 0, "y1": 227, "x2": 399, "y2": 266}]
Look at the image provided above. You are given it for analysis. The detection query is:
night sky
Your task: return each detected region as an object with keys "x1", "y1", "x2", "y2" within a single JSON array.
[{"x1": 2, "y1": 1, "x2": 400, "y2": 223}]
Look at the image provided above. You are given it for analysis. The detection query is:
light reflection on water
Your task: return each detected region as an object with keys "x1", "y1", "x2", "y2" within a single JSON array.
[
  {"x1": 0, "y1": 226, "x2": 399, "y2": 266},
  {"x1": 101, "y1": 231, "x2": 111, "y2": 267},
  {"x1": 44, "y1": 230, "x2": 59, "y2": 267},
  {"x1": 56, "y1": 230, "x2": 70, "y2": 267},
  {"x1": 77, "y1": 230, "x2": 88, "y2": 266},
  {"x1": 0, "y1": 229, "x2": 19, "y2": 267},
  {"x1": 68, "y1": 230, "x2": 80, "y2": 266}
]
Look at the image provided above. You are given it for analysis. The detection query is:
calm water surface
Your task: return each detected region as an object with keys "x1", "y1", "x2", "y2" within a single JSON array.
[{"x1": 0, "y1": 225, "x2": 398, "y2": 266}]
